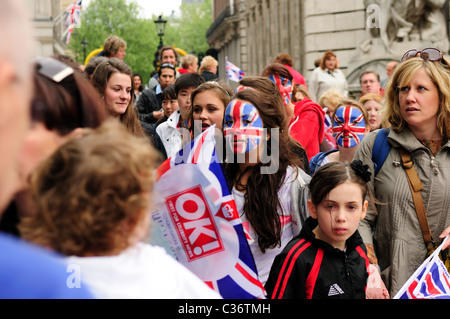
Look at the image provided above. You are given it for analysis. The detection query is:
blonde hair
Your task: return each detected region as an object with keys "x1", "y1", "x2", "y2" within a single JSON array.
[
  {"x1": 318, "y1": 88, "x2": 344, "y2": 113},
  {"x1": 384, "y1": 57, "x2": 450, "y2": 137},
  {"x1": 181, "y1": 54, "x2": 198, "y2": 69},
  {"x1": 199, "y1": 56, "x2": 218, "y2": 74},
  {"x1": 20, "y1": 120, "x2": 158, "y2": 256},
  {"x1": 359, "y1": 93, "x2": 382, "y2": 105}
]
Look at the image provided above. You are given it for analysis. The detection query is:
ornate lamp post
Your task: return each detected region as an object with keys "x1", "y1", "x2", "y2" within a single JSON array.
[
  {"x1": 153, "y1": 15, "x2": 167, "y2": 69},
  {"x1": 81, "y1": 37, "x2": 89, "y2": 63}
]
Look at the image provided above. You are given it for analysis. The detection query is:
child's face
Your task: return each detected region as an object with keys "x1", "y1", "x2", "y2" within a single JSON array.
[
  {"x1": 332, "y1": 106, "x2": 366, "y2": 148},
  {"x1": 177, "y1": 87, "x2": 197, "y2": 120},
  {"x1": 308, "y1": 181, "x2": 367, "y2": 250},
  {"x1": 192, "y1": 90, "x2": 225, "y2": 132},
  {"x1": 162, "y1": 97, "x2": 178, "y2": 117}
]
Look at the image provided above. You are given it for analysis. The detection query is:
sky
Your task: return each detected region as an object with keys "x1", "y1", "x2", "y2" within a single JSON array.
[{"x1": 81, "y1": 0, "x2": 183, "y2": 19}]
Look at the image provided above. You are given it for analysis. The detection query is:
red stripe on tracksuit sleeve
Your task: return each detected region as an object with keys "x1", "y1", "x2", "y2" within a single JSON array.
[
  {"x1": 271, "y1": 239, "x2": 310, "y2": 299},
  {"x1": 356, "y1": 246, "x2": 369, "y2": 292},
  {"x1": 356, "y1": 246, "x2": 369, "y2": 269},
  {"x1": 305, "y1": 248, "x2": 324, "y2": 299}
]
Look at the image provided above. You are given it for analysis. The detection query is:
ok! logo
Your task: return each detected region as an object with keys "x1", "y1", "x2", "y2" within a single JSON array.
[{"x1": 165, "y1": 185, "x2": 225, "y2": 261}]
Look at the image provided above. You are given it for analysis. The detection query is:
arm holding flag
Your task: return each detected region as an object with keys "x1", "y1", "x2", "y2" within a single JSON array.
[{"x1": 152, "y1": 125, "x2": 266, "y2": 299}]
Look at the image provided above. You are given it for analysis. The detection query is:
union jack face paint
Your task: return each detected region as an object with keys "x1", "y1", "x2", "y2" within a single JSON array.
[
  {"x1": 223, "y1": 100, "x2": 264, "y2": 154},
  {"x1": 268, "y1": 74, "x2": 293, "y2": 106},
  {"x1": 332, "y1": 106, "x2": 366, "y2": 148}
]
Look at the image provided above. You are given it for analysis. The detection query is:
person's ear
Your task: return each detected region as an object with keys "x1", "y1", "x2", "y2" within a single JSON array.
[
  {"x1": 307, "y1": 200, "x2": 318, "y2": 219},
  {"x1": 361, "y1": 200, "x2": 368, "y2": 220}
]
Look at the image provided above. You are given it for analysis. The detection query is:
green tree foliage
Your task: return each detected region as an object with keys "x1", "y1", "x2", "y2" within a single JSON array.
[
  {"x1": 68, "y1": 0, "x2": 212, "y2": 85},
  {"x1": 163, "y1": 0, "x2": 212, "y2": 56}
]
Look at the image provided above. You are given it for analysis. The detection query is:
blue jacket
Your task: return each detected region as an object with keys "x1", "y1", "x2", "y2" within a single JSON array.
[
  {"x1": 0, "y1": 232, "x2": 93, "y2": 298},
  {"x1": 309, "y1": 149, "x2": 338, "y2": 175}
]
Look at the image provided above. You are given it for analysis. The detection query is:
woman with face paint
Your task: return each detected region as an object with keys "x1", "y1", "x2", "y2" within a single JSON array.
[
  {"x1": 309, "y1": 99, "x2": 370, "y2": 175},
  {"x1": 223, "y1": 84, "x2": 311, "y2": 285},
  {"x1": 262, "y1": 63, "x2": 325, "y2": 161}
]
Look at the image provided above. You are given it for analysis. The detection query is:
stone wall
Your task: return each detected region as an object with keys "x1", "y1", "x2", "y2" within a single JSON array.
[
  {"x1": 208, "y1": 0, "x2": 450, "y2": 96},
  {"x1": 303, "y1": 0, "x2": 366, "y2": 95}
]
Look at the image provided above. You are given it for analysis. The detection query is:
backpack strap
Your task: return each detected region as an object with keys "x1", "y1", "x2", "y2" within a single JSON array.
[{"x1": 372, "y1": 128, "x2": 391, "y2": 175}]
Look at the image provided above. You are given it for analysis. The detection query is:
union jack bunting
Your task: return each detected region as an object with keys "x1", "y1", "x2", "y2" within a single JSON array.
[
  {"x1": 225, "y1": 57, "x2": 245, "y2": 82},
  {"x1": 63, "y1": 0, "x2": 82, "y2": 44},
  {"x1": 394, "y1": 236, "x2": 450, "y2": 299},
  {"x1": 332, "y1": 106, "x2": 366, "y2": 148},
  {"x1": 153, "y1": 125, "x2": 266, "y2": 299}
]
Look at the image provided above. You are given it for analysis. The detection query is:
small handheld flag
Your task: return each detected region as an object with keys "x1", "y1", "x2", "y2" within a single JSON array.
[
  {"x1": 394, "y1": 235, "x2": 450, "y2": 299},
  {"x1": 226, "y1": 57, "x2": 245, "y2": 82},
  {"x1": 153, "y1": 125, "x2": 266, "y2": 299}
]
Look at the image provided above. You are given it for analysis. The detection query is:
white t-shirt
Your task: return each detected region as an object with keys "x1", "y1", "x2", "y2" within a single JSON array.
[
  {"x1": 232, "y1": 166, "x2": 298, "y2": 285},
  {"x1": 65, "y1": 243, "x2": 221, "y2": 299}
]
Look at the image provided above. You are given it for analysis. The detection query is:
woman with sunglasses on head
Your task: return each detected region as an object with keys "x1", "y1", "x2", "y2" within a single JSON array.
[
  {"x1": 353, "y1": 48, "x2": 450, "y2": 297},
  {"x1": 0, "y1": 57, "x2": 107, "y2": 236}
]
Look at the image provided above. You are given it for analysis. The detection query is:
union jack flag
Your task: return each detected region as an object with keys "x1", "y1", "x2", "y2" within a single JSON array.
[
  {"x1": 225, "y1": 57, "x2": 245, "y2": 82},
  {"x1": 332, "y1": 106, "x2": 366, "y2": 148},
  {"x1": 153, "y1": 125, "x2": 266, "y2": 299},
  {"x1": 63, "y1": 0, "x2": 82, "y2": 44},
  {"x1": 394, "y1": 236, "x2": 450, "y2": 299},
  {"x1": 323, "y1": 113, "x2": 337, "y2": 149},
  {"x1": 223, "y1": 100, "x2": 265, "y2": 154}
]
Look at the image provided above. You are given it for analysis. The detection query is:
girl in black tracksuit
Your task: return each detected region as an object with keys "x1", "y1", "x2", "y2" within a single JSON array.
[{"x1": 265, "y1": 161, "x2": 372, "y2": 299}]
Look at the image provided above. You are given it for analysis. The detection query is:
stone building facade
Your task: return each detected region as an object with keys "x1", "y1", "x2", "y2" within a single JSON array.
[
  {"x1": 207, "y1": 0, "x2": 450, "y2": 97},
  {"x1": 24, "y1": 0, "x2": 72, "y2": 56}
]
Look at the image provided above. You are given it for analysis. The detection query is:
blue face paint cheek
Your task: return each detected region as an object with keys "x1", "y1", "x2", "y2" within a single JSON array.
[
  {"x1": 252, "y1": 117, "x2": 263, "y2": 129},
  {"x1": 242, "y1": 102, "x2": 257, "y2": 117}
]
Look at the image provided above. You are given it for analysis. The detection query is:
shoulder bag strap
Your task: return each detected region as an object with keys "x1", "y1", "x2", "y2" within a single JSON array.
[{"x1": 399, "y1": 148, "x2": 434, "y2": 249}]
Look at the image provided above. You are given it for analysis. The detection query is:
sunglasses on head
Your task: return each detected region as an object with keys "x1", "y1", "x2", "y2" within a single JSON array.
[
  {"x1": 34, "y1": 56, "x2": 74, "y2": 83},
  {"x1": 160, "y1": 63, "x2": 175, "y2": 70},
  {"x1": 401, "y1": 48, "x2": 443, "y2": 62}
]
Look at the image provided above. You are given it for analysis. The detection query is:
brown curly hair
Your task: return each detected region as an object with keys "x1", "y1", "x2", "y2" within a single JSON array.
[{"x1": 19, "y1": 119, "x2": 158, "y2": 256}]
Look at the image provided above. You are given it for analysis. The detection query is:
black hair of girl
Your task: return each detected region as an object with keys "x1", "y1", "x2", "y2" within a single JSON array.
[
  {"x1": 162, "y1": 84, "x2": 177, "y2": 101},
  {"x1": 309, "y1": 161, "x2": 377, "y2": 211},
  {"x1": 224, "y1": 86, "x2": 303, "y2": 252}
]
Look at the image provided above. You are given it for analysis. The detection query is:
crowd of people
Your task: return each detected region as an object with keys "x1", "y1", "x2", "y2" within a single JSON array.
[{"x1": 2, "y1": 0, "x2": 450, "y2": 300}]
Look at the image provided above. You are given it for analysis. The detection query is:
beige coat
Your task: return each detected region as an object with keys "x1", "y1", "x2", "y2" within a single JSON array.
[{"x1": 354, "y1": 127, "x2": 450, "y2": 296}]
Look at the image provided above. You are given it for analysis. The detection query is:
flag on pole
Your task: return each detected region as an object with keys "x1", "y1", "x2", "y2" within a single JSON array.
[
  {"x1": 63, "y1": 0, "x2": 83, "y2": 44},
  {"x1": 394, "y1": 236, "x2": 450, "y2": 299},
  {"x1": 152, "y1": 125, "x2": 266, "y2": 299},
  {"x1": 225, "y1": 57, "x2": 245, "y2": 82}
]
